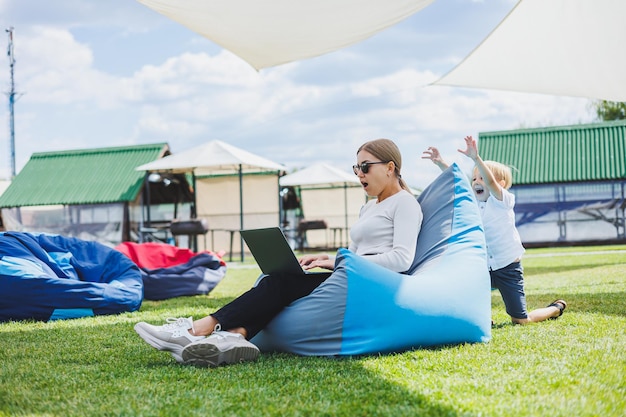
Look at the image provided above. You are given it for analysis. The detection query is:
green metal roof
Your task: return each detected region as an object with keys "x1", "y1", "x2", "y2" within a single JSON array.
[
  {"x1": 0, "y1": 143, "x2": 169, "y2": 208},
  {"x1": 479, "y1": 120, "x2": 626, "y2": 185}
]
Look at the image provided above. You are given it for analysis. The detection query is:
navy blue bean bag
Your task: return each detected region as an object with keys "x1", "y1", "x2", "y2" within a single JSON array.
[
  {"x1": 0, "y1": 232, "x2": 143, "y2": 322},
  {"x1": 115, "y1": 242, "x2": 227, "y2": 301},
  {"x1": 251, "y1": 164, "x2": 491, "y2": 355}
]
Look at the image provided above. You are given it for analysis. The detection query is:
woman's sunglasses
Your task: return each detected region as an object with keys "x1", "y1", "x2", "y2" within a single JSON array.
[{"x1": 352, "y1": 161, "x2": 389, "y2": 175}]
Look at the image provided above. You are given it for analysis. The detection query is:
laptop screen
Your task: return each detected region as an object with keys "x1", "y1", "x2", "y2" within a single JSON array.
[{"x1": 240, "y1": 227, "x2": 329, "y2": 276}]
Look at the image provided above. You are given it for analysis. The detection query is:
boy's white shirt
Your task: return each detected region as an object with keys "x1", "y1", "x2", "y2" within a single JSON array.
[{"x1": 477, "y1": 188, "x2": 525, "y2": 271}]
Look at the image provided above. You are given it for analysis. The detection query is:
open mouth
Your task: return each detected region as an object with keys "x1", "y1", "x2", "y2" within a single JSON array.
[
  {"x1": 361, "y1": 181, "x2": 368, "y2": 188},
  {"x1": 474, "y1": 185, "x2": 484, "y2": 195}
]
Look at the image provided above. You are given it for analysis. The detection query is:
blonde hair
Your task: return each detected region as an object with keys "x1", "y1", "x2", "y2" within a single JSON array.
[
  {"x1": 357, "y1": 138, "x2": 409, "y2": 191},
  {"x1": 479, "y1": 160, "x2": 513, "y2": 189}
]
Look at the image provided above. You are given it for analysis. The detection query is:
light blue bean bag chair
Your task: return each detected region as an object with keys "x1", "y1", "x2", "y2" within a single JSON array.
[{"x1": 251, "y1": 163, "x2": 491, "y2": 355}]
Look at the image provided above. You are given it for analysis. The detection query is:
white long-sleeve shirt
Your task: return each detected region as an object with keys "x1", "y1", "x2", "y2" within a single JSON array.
[{"x1": 348, "y1": 190, "x2": 422, "y2": 272}]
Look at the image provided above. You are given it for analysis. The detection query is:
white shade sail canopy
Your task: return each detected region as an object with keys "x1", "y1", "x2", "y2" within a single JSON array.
[
  {"x1": 434, "y1": 0, "x2": 626, "y2": 102},
  {"x1": 136, "y1": 0, "x2": 435, "y2": 70},
  {"x1": 136, "y1": 140, "x2": 286, "y2": 175},
  {"x1": 280, "y1": 162, "x2": 360, "y2": 187}
]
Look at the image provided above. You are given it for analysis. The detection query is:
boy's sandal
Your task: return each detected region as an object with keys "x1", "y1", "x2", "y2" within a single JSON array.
[{"x1": 547, "y1": 299, "x2": 567, "y2": 319}]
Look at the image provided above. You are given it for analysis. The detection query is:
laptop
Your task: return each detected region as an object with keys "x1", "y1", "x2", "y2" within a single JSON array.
[{"x1": 240, "y1": 227, "x2": 331, "y2": 277}]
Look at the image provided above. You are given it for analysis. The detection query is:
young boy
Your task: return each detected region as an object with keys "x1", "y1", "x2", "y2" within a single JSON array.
[{"x1": 422, "y1": 136, "x2": 566, "y2": 324}]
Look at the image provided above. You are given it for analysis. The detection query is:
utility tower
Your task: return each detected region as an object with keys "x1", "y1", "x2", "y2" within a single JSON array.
[{"x1": 5, "y1": 27, "x2": 16, "y2": 179}]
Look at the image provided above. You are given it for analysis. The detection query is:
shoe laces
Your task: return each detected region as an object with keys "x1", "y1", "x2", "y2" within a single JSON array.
[
  {"x1": 210, "y1": 324, "x2": 241, "y2": 339},
  {"x1": 163, "y1": 317, "x2": 193, "y2": 332}
]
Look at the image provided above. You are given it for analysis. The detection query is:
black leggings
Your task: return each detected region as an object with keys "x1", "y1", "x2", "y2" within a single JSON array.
[{"x1": 211, "y1": 272, "x2": 330, "y2": 339}]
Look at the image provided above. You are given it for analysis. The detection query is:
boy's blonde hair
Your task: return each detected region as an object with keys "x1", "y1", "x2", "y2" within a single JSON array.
[{"x1": 478, "y1": 161, "x2": 513, "y2": 189}]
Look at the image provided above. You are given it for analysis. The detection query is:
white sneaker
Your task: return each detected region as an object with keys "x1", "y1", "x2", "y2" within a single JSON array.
[
  {"x1": 182, "y1": 327, "x2": 260, "y2": 367},
  {"x1": 134, "y1": 317, "x2": 205, "y2": 363}
]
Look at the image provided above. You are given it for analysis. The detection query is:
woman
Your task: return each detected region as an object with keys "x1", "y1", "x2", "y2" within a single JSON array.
[{"x1": 135, "y1": 138, "x2": 423, "y2": 367}]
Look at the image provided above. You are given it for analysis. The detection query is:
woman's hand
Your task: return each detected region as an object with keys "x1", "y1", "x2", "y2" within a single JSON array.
[{"x1": 299, "y1": 254, "x2": 334, "y2": 271}]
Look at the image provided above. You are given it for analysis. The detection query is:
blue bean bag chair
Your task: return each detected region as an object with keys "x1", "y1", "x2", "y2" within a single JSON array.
[
  {"x1": 116, "y1": 242, "x2": 227, "y2": 301},
  {"x1": 251, "y1": 163, "x2": 491, "y2": 355},
  {"x1": 0, "y1": 232, "x2": 143, "y2": 322}
]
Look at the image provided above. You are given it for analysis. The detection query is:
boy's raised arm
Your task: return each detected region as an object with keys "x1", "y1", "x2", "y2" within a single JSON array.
[
  {"x1": 458, "y1": 135, "x2": 503, "y2": 200},
  {"x1": 421, "y1": 146, "x2": 449, "y2": 171}
]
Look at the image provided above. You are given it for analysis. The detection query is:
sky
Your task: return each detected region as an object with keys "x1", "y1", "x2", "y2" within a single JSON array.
[{"x1": 0, "y1": 0, "x2": 596, "y2": 190}]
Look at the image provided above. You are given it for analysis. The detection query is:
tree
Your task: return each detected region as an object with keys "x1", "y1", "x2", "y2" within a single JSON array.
[{"x1": 595, "y1": 100, "x2": 626, "y2": 121}]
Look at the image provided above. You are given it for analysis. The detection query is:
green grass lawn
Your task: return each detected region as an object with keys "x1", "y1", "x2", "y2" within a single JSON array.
[{"x1": 1, "y1": 246, "x2": 625, "y2": 417}]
